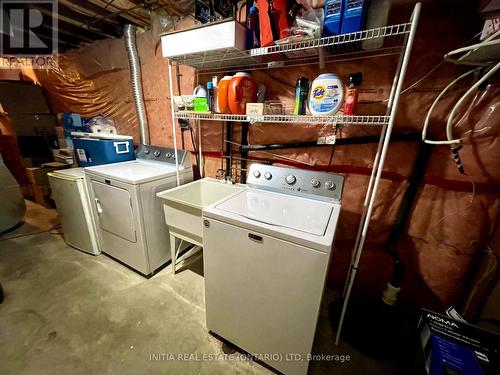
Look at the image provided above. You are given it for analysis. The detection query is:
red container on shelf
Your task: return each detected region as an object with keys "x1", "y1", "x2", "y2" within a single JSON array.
[{"x1": 256, "y1": 0, "x2": 291, "y2": 47}]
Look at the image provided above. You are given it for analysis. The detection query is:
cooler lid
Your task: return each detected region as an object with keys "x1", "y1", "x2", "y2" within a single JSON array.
[
  {"x1": 71, "y1": 132, "x2": 133, "y2": 140},
  {"x1": 215, "y1": 189, "x2": 333, "y2": 236}
]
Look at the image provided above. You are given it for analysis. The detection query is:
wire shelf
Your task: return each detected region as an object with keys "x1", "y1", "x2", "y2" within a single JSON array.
[
  {"x1": 169, "y1": 23, "x2": 411, "y2": 73},
  {"x1": 175, "y1": 112, "x2": 389, "y2": 126}
]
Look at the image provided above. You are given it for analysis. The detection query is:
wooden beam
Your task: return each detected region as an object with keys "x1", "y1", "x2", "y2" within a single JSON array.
[
  {"x1": 85, "y1": 0, "x2": 151, "y2": 27},
  {"x1": 30, "y1": 4, "x2": 117, "y2": 40}
]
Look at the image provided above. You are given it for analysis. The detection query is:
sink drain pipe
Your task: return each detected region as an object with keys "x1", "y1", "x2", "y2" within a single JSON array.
[{"x1": 124, "y1": 24, "x2": 150, "y2": 145}]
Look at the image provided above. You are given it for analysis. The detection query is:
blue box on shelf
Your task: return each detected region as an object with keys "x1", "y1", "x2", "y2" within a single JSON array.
[
  {"x1": 323, "y1": 0, "x2": 344, "y2": 36},
  {"x1": 341, "y1": 0, "x2": 367, "y2": 34}
]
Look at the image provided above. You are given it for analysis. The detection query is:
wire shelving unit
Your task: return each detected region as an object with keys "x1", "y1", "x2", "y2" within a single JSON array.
[{"x1": 165, "y1": 2, "x2": 421, "y2": 346}]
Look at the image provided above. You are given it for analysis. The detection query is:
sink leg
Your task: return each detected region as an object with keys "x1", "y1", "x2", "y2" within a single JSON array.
[{"x1": 170, "y1": 233, "x2": 177, "y2": 274}]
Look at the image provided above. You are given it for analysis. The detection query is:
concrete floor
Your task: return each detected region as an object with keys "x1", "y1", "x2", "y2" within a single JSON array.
[{"x1": 0, "y1": 201, "x2": 398, "y2": 375}]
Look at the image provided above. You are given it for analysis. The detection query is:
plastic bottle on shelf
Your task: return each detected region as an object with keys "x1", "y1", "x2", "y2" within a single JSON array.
[
  {"x1": 193, "y1": 83, "x2": 208, "y2": 112},
  {"x1": 293, "y1": 76, "x2": 309, "y2": 115},
  {"x1": 207, "y1": 82, "x2": 215, "y2": 112},
  {"x1": 217, "y1": 76, "x2": 232, "y2": 114},
  {"x1": 247, "y1": 6, "x2": 260, "y2": 49},
  {"x1": 308, "y1": 73, "x2": 344, "y2": 116},
  {"x1": 211, "y1": 76, "x2": 219, "y2": 112},
  {"x1": 343, "y1": 72, "x2": 362, "y2": 115}
]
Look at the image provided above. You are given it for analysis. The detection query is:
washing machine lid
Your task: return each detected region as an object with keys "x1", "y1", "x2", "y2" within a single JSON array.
[
  {"x1": 50, "y1": 167, "x2": 85, "y2": 180},
  {"x1": 85, "y1": 160, "x2": 179, "y2": 184},
  {"x1": 214, "y1": 189, "x2": 333, "y2": 236}
]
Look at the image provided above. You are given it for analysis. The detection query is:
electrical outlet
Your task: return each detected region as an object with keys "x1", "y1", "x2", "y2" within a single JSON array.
[
  {"x1": 178, "y1": 118, "x2": 190, "y2": 129},
  {"x1": 325, "y1": 135, "x2": 336, "y2": 145},
  {"x1": 317, "y1": 136, "x2": 326, "y2": 144}
]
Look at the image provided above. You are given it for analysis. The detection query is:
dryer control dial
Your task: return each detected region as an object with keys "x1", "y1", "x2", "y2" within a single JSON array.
[
  {"x1": 285, "y1": 175, "x2": 296, "y2": 185},
  {"x1": 325, "y1": 181, "x2": 336, "y2": 190},
  {"x1": 264, "y1": 172, "x2": 272, "y2": 180},
  {"x1": 310, "y1": 178, "x2": 320, "y2": 188},
  {"x1": 253, "y1": 170, "x2": 261, "y2": 178}
]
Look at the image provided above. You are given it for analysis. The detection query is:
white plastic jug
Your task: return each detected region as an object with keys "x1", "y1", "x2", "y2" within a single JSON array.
[{"x1": 308, "y1": 74, "x2": 344, "y2": 116}]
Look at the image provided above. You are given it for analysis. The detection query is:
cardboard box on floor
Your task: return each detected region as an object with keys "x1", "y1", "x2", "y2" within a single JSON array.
[
  {"x1": 25, "y1": 162, "x2": 70, "y2": 185},
  {"x1": 32, "y1": 184, "x2": 53, "y2": 208}
]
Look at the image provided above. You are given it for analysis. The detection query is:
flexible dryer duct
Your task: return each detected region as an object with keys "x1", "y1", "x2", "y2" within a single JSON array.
[{"x1": 124, "y1": 24, "x2": 150, "y2": 145}]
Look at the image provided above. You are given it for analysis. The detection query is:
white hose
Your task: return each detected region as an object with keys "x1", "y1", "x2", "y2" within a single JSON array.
[
  {"x1": 421, "y1": 68, "x2": 481, "y2": 145},
  {"x1": 446, "y1": 62, "x2": 500, "y2": 144}
]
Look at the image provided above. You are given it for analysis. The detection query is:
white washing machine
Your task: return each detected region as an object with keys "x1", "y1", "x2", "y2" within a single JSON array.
[
  {"x1": 48, "y1": 168, "x2": 100, "y2": 255},
  {"x1": 85, "y1": 145, "x2": 193, "y2": 275},
  {"x1": 202, "y1": 164, "x2": 344, "y2": 375}
]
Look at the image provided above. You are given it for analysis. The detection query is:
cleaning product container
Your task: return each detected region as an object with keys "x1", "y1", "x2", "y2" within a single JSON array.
[
  {"x1": 309, "y1": 73, "x2": 344, "y2": 116},
  {"x1": 193, "y1": 83, "x2": 208, "y2": 112},
  {"x1": 71, "y1": 132, "x2": 135, "y2": 167},
  {"x1": 228, "y1": 73, "x2": 258, "y2": 115},
  {"x1": 217, "y1": 76, "x2": 233, "y2": 114}
]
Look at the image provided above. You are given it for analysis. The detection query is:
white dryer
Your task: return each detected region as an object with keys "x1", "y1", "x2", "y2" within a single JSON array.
[
  {"x1": 85, "y1": 145, "x2": 193, "y2": 275},
  {"x1": 202, "y1": 163, "x2": 344, "y2": 375}
]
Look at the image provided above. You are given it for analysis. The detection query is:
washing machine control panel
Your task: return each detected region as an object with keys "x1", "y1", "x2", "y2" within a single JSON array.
[
  {"x1": 136, "y1": 144, "x2": 190, "y2": 166},
  {"x1": 247, "y1": 163, "x2": 344, "y2": 202}
]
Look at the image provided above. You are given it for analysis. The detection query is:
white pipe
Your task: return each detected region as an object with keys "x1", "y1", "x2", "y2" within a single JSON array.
[
  {"x1": 335, "y1": 2, "x2": 422, "y2": 346},
  {"x1": 168, "y1": 61, "x2": 180, "y2": 186}
]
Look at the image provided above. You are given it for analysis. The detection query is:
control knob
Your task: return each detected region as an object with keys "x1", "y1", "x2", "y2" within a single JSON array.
[
  {"x1": 143, "y1": 148, "x2": 150, "y2": 154},
  {"x1": 153, "y1": 150, "x2": 161, "y2": 157},
  {"x1": 325, "y1": 181, "x2": 336, "y2": 190},
  {"x1": 253, "y1": 170, "x2": 261, "y2": 178},
  {"x1": 285, "y1": 175, "x2": 296, "y2": 185},
  {"x1": 264, "y1": 172, "x2": 272, "y2": 180},
  {"x1": 310, "y1": 178, "x2": 320, "y2": 188},
  {"x1": 165, "y1": 152, "x2": 172, "y2": 158}
]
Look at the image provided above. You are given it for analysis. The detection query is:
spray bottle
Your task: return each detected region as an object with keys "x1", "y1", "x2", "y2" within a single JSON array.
[{"x1": 343, "y1": 72, "x2": 362, "y2": 115}]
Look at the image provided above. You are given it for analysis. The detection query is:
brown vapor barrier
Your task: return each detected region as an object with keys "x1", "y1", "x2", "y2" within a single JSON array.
[{"x1": 1, "y1": 1, "x2": 499, "y2": 316}]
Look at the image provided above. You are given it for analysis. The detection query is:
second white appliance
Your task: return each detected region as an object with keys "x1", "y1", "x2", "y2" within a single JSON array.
[
  {"x1": 48, "y1": 168, "x2": 100, "y2": 255},
  {"x1": 85, "y1": 145, "x2": 193, "y2": 275},
  {"x1": 202, "y1": 164, "x2": 344, "y2": 375}
]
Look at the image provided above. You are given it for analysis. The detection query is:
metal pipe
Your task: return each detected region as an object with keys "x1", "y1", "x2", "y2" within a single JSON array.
[
  {"x1": 168, "y1": 61, "x2": 180, "y2": 186},
  {"x1": 124, "y1": 24, "x2": 150, "y2": 145},
  {"x1": 225, "y1": 122, "x2": 233, "y2": 178},
  {"x1": 240, "y1": 133, "x2": 421, "y2": 152},
  {"x1": 240, "y1": 122, "x2": 249, "y2": 183}
]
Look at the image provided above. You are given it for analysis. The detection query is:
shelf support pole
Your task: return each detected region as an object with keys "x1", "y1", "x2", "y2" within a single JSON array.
[
  {"x1": 342, "y1": 22, "x2": 408, "y2": 298},
  {"x1": 168, "y1": 60, "x2": 180, "y2": 186},
  {"x1": 336, "y1": 2, "x2": 422, "y2": 345}
]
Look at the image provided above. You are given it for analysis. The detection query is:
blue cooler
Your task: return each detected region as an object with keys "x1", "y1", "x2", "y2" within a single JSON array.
[{"x1": 71, "y1": 132, "x2": 135, "y2": 167}]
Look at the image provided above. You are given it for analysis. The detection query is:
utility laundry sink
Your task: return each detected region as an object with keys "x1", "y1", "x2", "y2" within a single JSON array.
[{"x1": 157, "y1": 178, "x2": 243, "y2": 273}]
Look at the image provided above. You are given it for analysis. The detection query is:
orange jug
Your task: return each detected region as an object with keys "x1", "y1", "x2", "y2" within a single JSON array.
[
  {"x1": 217, "y1": 76, "x2": 232, "y2": 114},
  {"x1": 228, "y1": 73, "x2": 258, "y2": 115}
]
